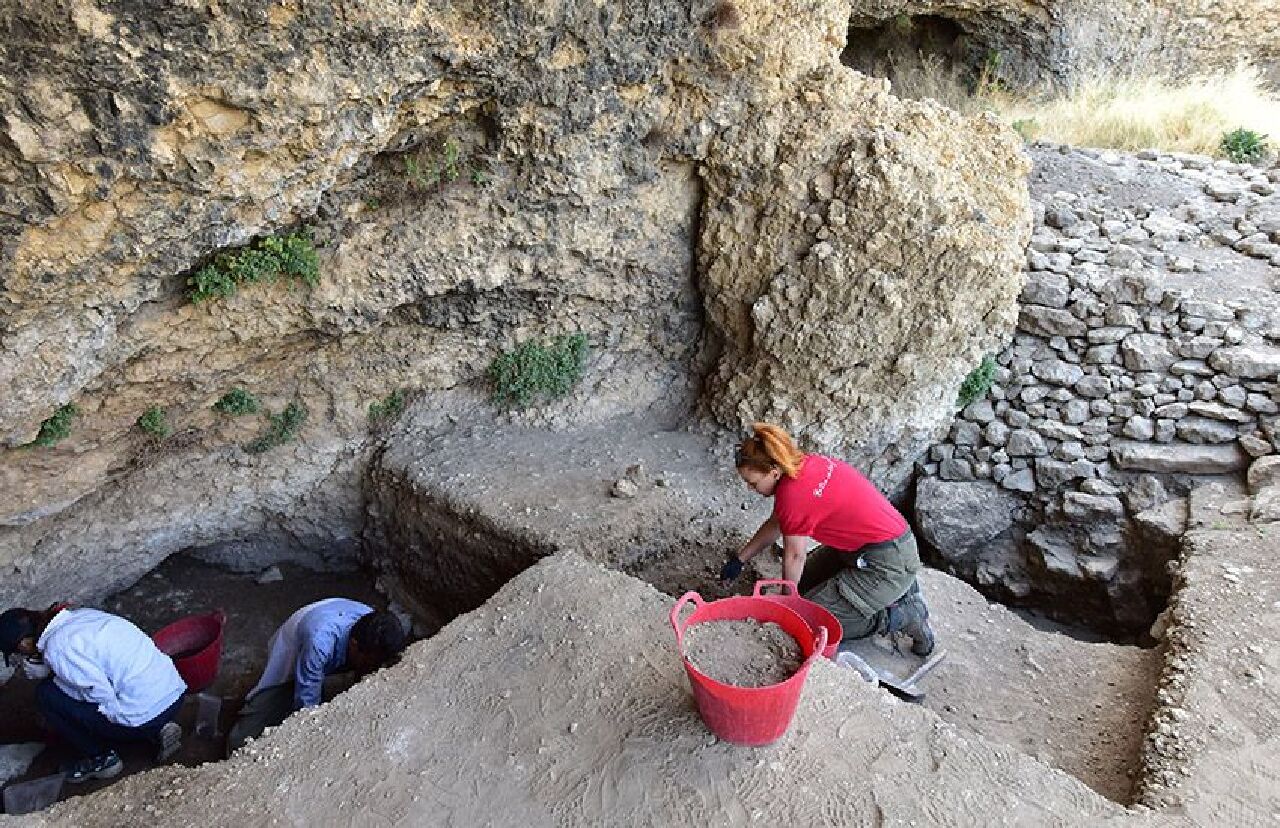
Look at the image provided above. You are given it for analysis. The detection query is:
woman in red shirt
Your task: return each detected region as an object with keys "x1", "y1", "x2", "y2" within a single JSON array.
[{"x1": 720, "y1": 422, "x2": 935, "y2": 656}]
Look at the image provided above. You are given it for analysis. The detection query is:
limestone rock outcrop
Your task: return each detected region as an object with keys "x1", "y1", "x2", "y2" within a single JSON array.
[
  {"x1": 845, "y1": 0, "x2": 1280, "y2": 89},
  {"x1": 0, "y1": 0, "x2": 1028, "y2": 604}
]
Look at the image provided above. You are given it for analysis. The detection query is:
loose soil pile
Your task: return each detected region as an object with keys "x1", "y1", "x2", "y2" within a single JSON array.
[{"x1": 683, "y1": 620, "x2": 801, "y2": 687}]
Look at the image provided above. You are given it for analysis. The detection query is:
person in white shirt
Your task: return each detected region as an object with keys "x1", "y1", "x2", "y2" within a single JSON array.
[
  {"x1": 0, "y1": 604, "x2": 186, "y2": 783},
  {"x1": 226, "y1": 598, "x2": 406, "y2": 755}
]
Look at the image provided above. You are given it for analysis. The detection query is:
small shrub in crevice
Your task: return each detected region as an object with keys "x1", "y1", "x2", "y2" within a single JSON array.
[
  {"x1": 136, "y1": 406, "x2": 171, "y2": 439},
  {"x1": 213, "y1": 388, "x2": 261, "y2": 416},
  {"x1": 189, "y1": 229, "x2": 319, "y2": 303},
  {"x1": 488, "y1": 333, "x2": 589, "y2": 408},
  {"x1": 1220, "y1": 128, "x2": 1269, "y2": 163},
  {"x1": 397, "y1": 138, "x2": 489, "y2": 198},
  {"x1": 244, "y1": 401, "x2": 308, "y2": 454},
  {"x1": 956, "y1": 356, "x2": 997, "y2": 409},
  {"x1": 368, "y1": 389, "x2": 406, "y2": 423},
  {"x1": 30, "y1": 404, "x2": 78, "y2": 448}
]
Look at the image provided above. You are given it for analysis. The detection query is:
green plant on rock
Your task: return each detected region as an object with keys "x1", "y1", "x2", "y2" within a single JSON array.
[
  {"x1": 368, "y1": 389, "x2": 406, "y2": 423},
  {"x1": 1011, "y1": 118, "x2": 1037, "y2": 141},
  {"x1": 404, "y1": 155, "x2": 440, "y2": 192},
  {"x1": 136, "y1": 406, "x2": 171, "y2": 439},
  {"x1": 189, "y1": 229, "x2": 319, "y2": 303},
  {"x1": 244, "y1": 401, "x2": 308, "y2": 454},
  {"x1": 956, "y1": 355, "x2": 997, "y2": 409},
  {"x1": 488, "y1": 333, "x2": 589, "y2": 408},
  {"x1": 30, "y1": 403, "x2": 78, "y2": 448},
  {"x1": 1220, "y1": 128, "x2": 1269, "y2": 164},
  {"x1": 442, "y1": 140, "x2": 462, "y2": 182},
  {"x1": 213, "y1": 388, "x2": 261, "y2": 416}
]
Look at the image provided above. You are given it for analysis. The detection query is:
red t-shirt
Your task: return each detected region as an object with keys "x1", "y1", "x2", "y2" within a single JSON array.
[{"x1": 773, "y1": 454, "x2": 907, "y2": 551}]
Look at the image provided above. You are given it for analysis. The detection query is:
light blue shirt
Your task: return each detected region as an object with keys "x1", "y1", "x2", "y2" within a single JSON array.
[
  {"x1": 247, "y1": 598, "x2": 372, "y2": 710},
  {"x1": 38, "y1": 608, "x2": 186, "y2": 727}
]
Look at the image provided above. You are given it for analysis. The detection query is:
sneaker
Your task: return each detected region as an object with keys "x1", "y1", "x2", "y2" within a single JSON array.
[
  {"x1": 63, "y1": 751, "x2": 123, "y2": 784},
  {"x1": 156, "y1": 720, "x2": 183, "y2": 762}
]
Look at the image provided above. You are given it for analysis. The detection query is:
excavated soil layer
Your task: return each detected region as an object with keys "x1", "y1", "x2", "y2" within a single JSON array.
[
  {"x1": 684, "y1": 620, "x2": 801, "y2": 688},
  {"x1": 21, "y1": 554, "x2": 1153, "y2": 827},
  {"x1": 0, "y1": 555, "x2": 382, "y2": 809},
  {"x1": 368, "y1": 416, "x2": 1161, "y2": 804}
]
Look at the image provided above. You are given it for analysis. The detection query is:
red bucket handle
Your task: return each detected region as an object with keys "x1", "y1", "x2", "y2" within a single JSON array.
[
  {"x1": 810, "y1": 625, "x2": 828, "y2": 662},
  {"x1": 752, "y1": 579, "x2": 799, "y2": 598},
  {"x1": 669, "y1": 591, "x2": 705, "y2": 651}
]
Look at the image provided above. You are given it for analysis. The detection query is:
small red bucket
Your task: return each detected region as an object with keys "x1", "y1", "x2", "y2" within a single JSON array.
[
  {"x1": 752, "y1": 580, "x2": 842, "y2": 660},
  {"x1": 152, "y1": 610, "x2": 226, "y2": 693},
  {"x1": 670, "y1": 591, "x2": 826, "y2": 746}
]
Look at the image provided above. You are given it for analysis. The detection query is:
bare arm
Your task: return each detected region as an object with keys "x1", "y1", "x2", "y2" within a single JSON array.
[
  {"x1": 734, "y1": 515, "x2": 781, "y2": 563},
  {"x1": 780, "y1": 534, "x2": 809, "y2": 584}
]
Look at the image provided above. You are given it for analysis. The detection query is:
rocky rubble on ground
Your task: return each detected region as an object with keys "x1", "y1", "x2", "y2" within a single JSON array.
[{"x1": 915, "y1": 144, "x2": 1280, "y2": 631}]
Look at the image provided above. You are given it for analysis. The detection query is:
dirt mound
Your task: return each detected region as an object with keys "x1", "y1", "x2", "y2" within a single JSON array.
[
  {"x1": 22, "y1": 554, "x2": 1145, "y2": 827},
  {"x1": 684, "y1": 620, "x2": 801, "y2": 687}
]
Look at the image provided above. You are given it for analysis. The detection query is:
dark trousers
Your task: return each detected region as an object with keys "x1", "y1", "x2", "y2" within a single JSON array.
[
  {"x1": 226, "y1": 683, "x2": 296, "y2": 756},
  {"x1": 36, "y1": 679, "x2": 181, "y2": 758}
]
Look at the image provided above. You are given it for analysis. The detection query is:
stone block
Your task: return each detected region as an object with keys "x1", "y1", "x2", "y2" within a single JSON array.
[
  {"x1": 1062, "y1": 492, "x2": 1125, "y2": 520},
  {"x1": 1075, "y1": 376, "x2": 1113, "y2": 398},
  {"x1": 915, "y1": 478, "x2": 1019, "y2": 557},
  {"x1": 1111, "y1": 440, "x2": 1248, "y2": 473},
  {"x1": 984, "y1": 421, "x2": 1009, "y2": 447},
  {"x1": 1247, "y1": 456, "x2": 1280, "y2": 494},
  {"x1": 1121, "y1": 334, "x2": 1177, "y2": 371},
  {"x1": 1032, "y1": 360, "x2": 1085, "y2": 386},
  {"x1": 1122, "y1": 416, "x2": 1155, "y2": 440},
  {"x1": 1034, "y1": 457, "x2": 1095, "y2": 488},
  {"x1": 1176, "y1": 417, "x2": 1240, "y2": 444},
  {"x1": 1000, "y1": 468, "x2": 1036, "y2": 493},
  {"x1": 1007, "y1": 429, "x2": 1049, "y2": 457},
  {"x1": 1187, "y1": 401, "x2": 1255, "y2": 423},
  {"x1": 1021, "y1": 272, "x2": 1071, "y2": 308},
  {"x1": 1133, "y1": 497, "x2": 1188, "y2": 542},
  {"x1": 938, "y1": 458, "x2": 975, "y2": 481},
  {"x1": 1208, "y1": 346, "x2": 1280, "y2": 379},
  {"x1": 1020, "y1": 306, "x2": 1087, "y2": 337}
]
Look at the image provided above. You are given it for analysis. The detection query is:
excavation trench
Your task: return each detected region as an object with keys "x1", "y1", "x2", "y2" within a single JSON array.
[{"x1": 1, "y1": 419, "x2": 1164, "y2": 811}]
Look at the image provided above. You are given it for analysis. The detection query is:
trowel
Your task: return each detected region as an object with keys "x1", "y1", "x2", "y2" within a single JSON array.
[{"x1": 837, "y1": 648, "x2": 946, "y2": 704}]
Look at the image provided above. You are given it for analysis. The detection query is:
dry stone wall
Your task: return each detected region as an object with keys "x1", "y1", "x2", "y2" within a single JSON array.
[{"x1": 915, "y1": 144, "x2": 1280, "y2": 632}]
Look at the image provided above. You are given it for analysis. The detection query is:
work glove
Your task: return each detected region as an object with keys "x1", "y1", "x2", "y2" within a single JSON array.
[
  {"x1": 21, "y1": 656, "x2": 51, "y2": 681},
  {"x1": 719, "y1": 554, "x2": 744, "y2": 583}
]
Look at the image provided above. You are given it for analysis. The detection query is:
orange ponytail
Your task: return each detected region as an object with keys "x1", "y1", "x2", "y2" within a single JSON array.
[{"x1": 734, "y1": 422, "x2": 806, "y2": 478}]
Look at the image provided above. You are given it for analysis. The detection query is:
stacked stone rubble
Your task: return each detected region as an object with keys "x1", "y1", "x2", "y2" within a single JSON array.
[{"x1": 915, "y1": 145, "x2": 1280, "y2": 632}]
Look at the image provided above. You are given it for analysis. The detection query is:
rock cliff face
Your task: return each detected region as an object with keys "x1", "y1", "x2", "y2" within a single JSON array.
[
  {"x1": 844, "y1": 0, "x2": 1280, "y2": 89},
  {"x1": 0, "y1": 0, "x2": 1029, "y2": 605}
]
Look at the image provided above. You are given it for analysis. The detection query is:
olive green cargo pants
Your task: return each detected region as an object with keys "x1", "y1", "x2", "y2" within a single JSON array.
[{"x1": 798, "y1": 529, "x2": 921, "y2": 642}]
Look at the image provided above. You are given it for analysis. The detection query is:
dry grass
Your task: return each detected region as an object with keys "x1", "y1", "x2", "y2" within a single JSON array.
[{"x1": 884, "y1": 58, "x2": 1280, "y2": 159}]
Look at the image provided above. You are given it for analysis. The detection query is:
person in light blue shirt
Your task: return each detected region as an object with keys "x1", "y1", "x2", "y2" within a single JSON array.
[
  {"x1": 226, "y1": 598, "x2": 406, "y2": 754},
  {"x1": 0, "y1": 604, "x2": 186, "y2": 784}
]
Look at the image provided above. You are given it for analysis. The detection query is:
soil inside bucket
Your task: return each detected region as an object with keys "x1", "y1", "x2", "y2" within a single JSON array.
[{"x1": 684, "y1": 619, "x2": 802, "y2": 688}]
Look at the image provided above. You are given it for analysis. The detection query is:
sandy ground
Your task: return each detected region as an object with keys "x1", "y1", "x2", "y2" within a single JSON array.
[
  {"x1": 14, "y1": 554, "x2": 1172, "y2": 828},
  {"x1": 374, "y1": 415, "x2": 1161, "y2": 804},
  {"x1": 843, "y1": 569, "x2": 1159, "y2": 803},
  {"x1": 0, "y1": 557, "x2": 381, "y2": 808}
]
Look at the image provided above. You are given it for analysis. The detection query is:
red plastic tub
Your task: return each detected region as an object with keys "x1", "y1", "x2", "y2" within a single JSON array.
[
  {"x1": 670, "y1": 591, "x2": 826, "y2": 746},
  {"x1": 752, "y1": 579, "x2": 843, "y2": 660},
  {"x1": 152, "y1": 610, "x2": 226, "y2": 693}
]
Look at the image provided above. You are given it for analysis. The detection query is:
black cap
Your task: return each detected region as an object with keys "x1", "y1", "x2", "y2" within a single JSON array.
[{"x1": 0, "y1": 609, "x2": 35, "y2": 667}]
